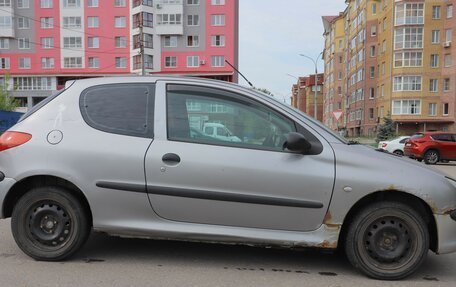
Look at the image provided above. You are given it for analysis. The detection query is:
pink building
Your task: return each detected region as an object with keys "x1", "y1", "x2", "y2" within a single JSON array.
[{"x1": 0, "y1": 0, "x2": 239, "y2": 111}]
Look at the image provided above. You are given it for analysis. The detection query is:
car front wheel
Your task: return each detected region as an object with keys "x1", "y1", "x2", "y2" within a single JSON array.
[
  {"x1": 11, "y1": 187, "x2": 91, "y2": 261},
  {"x1": 345, "y1": 201, "x2": 429, "y2": 280}
]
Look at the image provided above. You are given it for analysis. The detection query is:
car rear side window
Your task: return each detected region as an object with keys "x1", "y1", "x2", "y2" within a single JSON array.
[
  {"x1": 432, "y1": 134, "x2": 453, "y2": 142},
  {"x1": 80, "y1": 83, "x2": 155, "y2": 138}
]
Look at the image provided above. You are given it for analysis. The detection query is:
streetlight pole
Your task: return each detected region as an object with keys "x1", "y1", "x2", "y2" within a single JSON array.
[{"x1": 299, "y1": 52, "x2": 323, "y2": 120}]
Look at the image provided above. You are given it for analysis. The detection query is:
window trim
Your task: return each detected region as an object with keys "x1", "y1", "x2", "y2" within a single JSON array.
[{"x1": 79, "y1": 83, "x2": 155, "y2": 138}]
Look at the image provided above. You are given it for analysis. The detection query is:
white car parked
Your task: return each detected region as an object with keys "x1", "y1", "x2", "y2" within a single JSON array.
[{"x1": 377, "y1": 136, "x2": 410, "y2": 155}]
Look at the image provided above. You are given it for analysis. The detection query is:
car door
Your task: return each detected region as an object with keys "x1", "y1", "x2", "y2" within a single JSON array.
[
  {"x1": 144, "y1": 82, "x2": 335, "y2": 232},
  {"x1": 433, "y1": 134, "x2": 454, "y2": 159}
]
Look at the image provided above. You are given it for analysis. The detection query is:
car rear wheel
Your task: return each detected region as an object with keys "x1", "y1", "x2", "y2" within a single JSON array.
[
  {"x1": 11, "y1": 187, "x2": 91, "y2": 261},
  {"x1": 424, "y1": 150, "x2": 439, "y2": 165},
  {"x1": 345, "y1": 201, "x2": 429, "y2": 280},
  {"x1": 393, "y1": 150, "x2": 404, "y2": 156}
]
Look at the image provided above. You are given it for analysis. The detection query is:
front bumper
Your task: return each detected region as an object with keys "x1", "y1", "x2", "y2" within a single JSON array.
[
  {"x1": 0, "y1": 177, "x2": 17, "y2": 219},
  {"x1": 435, "y1": 213, "x2": 456, "y2": 254}
]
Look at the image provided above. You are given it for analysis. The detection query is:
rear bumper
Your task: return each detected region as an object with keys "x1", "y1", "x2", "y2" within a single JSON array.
[
  {"x1": 435, "y1": 213, "x2": 456, "y2": 254},
  {"x1": 0, "y1": 177, "x2": 17, "y2": 219}
]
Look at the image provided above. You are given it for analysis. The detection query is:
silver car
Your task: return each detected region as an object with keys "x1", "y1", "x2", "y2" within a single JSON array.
[{"x1": 0, "y1": 77, "x2": 455, "y2": 280}]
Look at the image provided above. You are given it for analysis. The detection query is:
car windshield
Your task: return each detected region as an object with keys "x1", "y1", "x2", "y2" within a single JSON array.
[{"x1": 410, "y1": 133, "x2": 424, "y2": 139}]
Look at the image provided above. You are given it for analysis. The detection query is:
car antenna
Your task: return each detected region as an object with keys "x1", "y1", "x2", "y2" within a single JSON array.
[{"x1": 225, "y1": 60, "x2": 254, "y2": 88}]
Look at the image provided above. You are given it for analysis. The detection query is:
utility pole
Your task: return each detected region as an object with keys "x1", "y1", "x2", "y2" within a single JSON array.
[
  {"x1": 299, "y1": 52, "x2": 323, "y2": 120},
  {"x1": 139, "y1": 14, "x2": 145, "y2": 76}
]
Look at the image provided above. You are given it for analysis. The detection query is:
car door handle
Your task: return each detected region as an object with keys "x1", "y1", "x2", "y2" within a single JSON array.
[{"x1": 162, "y1": 153, "x2": 181, "y2": 165}]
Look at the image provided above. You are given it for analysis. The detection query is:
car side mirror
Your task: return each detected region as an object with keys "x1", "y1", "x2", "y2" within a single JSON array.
[{"x1": 283, "y1": 132, "x2": 312, "y2": 154}]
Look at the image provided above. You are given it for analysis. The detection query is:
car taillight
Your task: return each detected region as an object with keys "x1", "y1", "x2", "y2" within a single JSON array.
[
  {"x1": 0, "y1": 131, "x2": 32, "y2": 152},
  {"x1": 382, "y1": 143, "x2": 387, "y2": 148}
]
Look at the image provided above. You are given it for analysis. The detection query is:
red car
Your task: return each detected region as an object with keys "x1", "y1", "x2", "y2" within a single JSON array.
[{"x1": 404, "y1": 132, "x2": 456, "y2": 164}]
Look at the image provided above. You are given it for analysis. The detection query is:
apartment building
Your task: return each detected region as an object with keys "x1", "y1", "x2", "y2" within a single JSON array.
[
  {"x1": 0, "y1": 0, "x2": 239, "y2": 112},
  {"x1": 322, "y1": 0, "x2": 456, "y2": 136},
  {"x1": 290, "y1": 74, "x2": 324, "y2": 121}
]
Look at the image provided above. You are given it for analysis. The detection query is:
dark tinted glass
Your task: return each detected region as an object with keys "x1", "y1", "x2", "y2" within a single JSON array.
[
  {"x1": 80, "y1": 83, "x2": 154, "y2": 137},
  {"x1": 432, "y1": 134, "x2": 453, "y2": 142},
  {"x1": 411, "y1": 133, "x2": 424, "y2": 139}
]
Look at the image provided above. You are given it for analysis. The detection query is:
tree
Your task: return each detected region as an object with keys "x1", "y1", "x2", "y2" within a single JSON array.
[
  {"x1": 376, "y1": 114, "x2": 395, "y2": 142},
  {"x1": 253, "y1": 87, "x2": 274, "y2": 97},
  {"x1": 0, "y1": 74, "x2": 19, "y2": 112}
]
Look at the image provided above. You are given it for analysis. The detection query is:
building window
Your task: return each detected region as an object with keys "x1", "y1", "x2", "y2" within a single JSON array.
[
  {"x1": 40, "y1": 17, "x2": 53, "y2": 28},
  {"x1": 40, "y1": 0, "x2": 52, "y2": 8},
  {"x1": 0, "y1": 16, "x2": 12, "y2": 28},
  {"x1": 370, "y1": 25, "x2": 377, "y2": 36},
  {"x1": 164, "y1": 36, "x2": 177, "y2": 47},
  {"x1": 63, "y1": 37, "x2": 82, "y2": 48},
  {"x1": 187, "y1": 56, "x2": 199, "y2": 67},
  {"x1": 157, "y1": 14, "x2": 181, "y2": 25},
  {"x1": 88, "y1": 37, "x2": 99, "y2": 48},
  {"x1": 392, "y1": 100, "x2": 421, "y2": 115},
  {"x1": 165, "y1": 56, "x2": 177, "y2": 68},
  {"x1": 443, "y1": 103, "x2": 449, "y2": 115},
  {"x1": 211, "y1": 0, "x2": 225, "y2": 5},
  {"x1": 428, "y1": 103, "x2": 437, "y2": 116},
  {"x1": 444, "y1": 54, "x2": 452, "y2": 67},
  {"x1": 445, "y1": 29, "x2": 452, "y2": 42},
  {"x1": 17, "y1": 17, "x2": 30, "y2": 29},
  {"x1": 17, "y1": 0, "x2": 29, "y2": 8},
  {"x1": 143, "y1": 12, "x2": 153, "y2": 27},
  {"x1": 394, "y1": 51, "x2": 422, "y2": 67},
  {"x1": 211, "y1": 14, "x2": 225, "y2": 26},
  {"x1": 88, "y1": 16, "x2": 99, "y2": 28},
  {"x1": 432, "y1": 30, "x2": 440, "y2": 44},
  {"x1": 0, "y1": 57, "x2": 10, "y2": 69},
  {"x1": 88, "y1": 57, "x2": 99, "y2": 68},
  {"x1": 19, "y1": 57, "x2": 31, "y2": 69},
  {"x1": 0, "y1": 38, "x2": 9, "y2": 49},
  {"x1": 187, "y1": 0, "x2": 199, "y2": 5},
  {"x1": 0, "y1": 0, "x2": 10, "y2": 6},
  {"x1": 115, "y1": 36, "x2": 127, "y2": 48},
  {"x1": 87, "y1": 0, "x2": 98, "y2": 7},
  {"x1": 395, "y1": 3, "x2": 424, "y2": 25},
  {"x1": 211, "y1": 56, "x2": 225, "y2": 67},
  {"x1": 63, "y1": 0, "x2": 81, "y2": 8},
  {"x1": 13, "y1": 77, "x2": 52, "y2": 90},
  {"x1": 41, "y1": 57, "x2": 54, "y2": 69},
  {"x1": 369, "y1": 108, "x2": 374, "y2": 119},
  {"x1": 41, "y1": 37, "x2": 53, "y2": 49},
  {"x1": 394, "y1": 27, "x2": 423, "y2": 49},
  {"x1": 18, "y1": 38, "x2": 31, "y2": 49},
  {"x1": 115, "y1": 16, "x2": 126, "y2": 28},
  {"x1": 433, "y1": 6, "x2": 441, "y2": 19},
  {"x1": 430, "y1": 54, "x2": 439, "y2": 68},
  {"x1": 64, "y1": 57, "x2": 82, "y2": 68},
  {"x1": 187, "y1": 15, "x2": 199, "y2": 26},
  {"x1": 187, "y1": 35, "x2": 199, "y2": 47},
  {"x1": 211, "y1": 35, "x2": 225, "y2": 47},
  {"x1": 447, "y1": 4, "x2": 453, "y2": 18},
  {"x1": 133, "y1": 55, "x2": 141, "y2": 70},
  {"x1": 369, "y1": 87, "x2": 375, "y2": 99},
  {"x1": 133, "y1": 0, "x2": 153, "y2": 7},
  {"x1": 115, "y1": 57, "x2": 127, "y2": 68},
  {"x1": 372, "y1": 3, "x2": 377, "y2": 14},
  {"x1": 63, "y1": 17, "x2": 81, "y2": 28},
  {"x1": 114, "y1": 0, "x2": 126, "y2": 7},
  {"x1": 144, "y1": 55, "x2": 153, "y2": 69},
  {"x1": 370, "y1": 45, "x2": 376, "y2": 57},
  {"x1": 393, "y1": 76, "x2": 422, "y2": 92},
  {"x1": 444, "y1": 78, "x2": 450, "y2": 91},
  {"x1": 430, "y1": 79, "x2": 438, "y2": 92},
  {"x1": 369, "y1": 66, "x2": 375, "y2": 78}
]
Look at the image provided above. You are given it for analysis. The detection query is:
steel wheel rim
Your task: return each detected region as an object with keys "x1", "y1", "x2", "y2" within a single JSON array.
[
  {"x1": 359, "y1": 216, "x2": 418, "y2": 271},
  {"x1": 26, "y1": 201, "x2": 73, "y2": 249}
]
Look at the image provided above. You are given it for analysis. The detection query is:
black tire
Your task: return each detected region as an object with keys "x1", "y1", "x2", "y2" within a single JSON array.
[
  {"x1": 345, "y1": 201, "x2": 429, "y2": 280},
  {"x1": 11, "y1": 187, "x2": 91, "y2": 261},
  {"x1": 393, "y1": 150, "x2": 404, "y2": 156},
  {"x1": 424, "y1": 149, "x2": 439, "y2": 165}
]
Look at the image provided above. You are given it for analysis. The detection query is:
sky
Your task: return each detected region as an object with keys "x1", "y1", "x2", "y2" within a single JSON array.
[{"x1": 238, "y1": 0, "x2": 348, "y2": 103}]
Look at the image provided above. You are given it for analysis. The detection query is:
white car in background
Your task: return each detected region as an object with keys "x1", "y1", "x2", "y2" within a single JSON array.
[{"x1": 377, "y1": 136, "x2": 410, "y2": 155}]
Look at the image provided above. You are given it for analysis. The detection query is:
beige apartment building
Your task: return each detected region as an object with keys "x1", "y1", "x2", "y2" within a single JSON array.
[{"x1": 323, "y1": 0, "x2": 456, "y2": 136}]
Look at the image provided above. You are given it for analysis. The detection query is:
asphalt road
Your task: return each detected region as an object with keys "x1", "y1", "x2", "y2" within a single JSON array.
[{"x1": 0, "y1": 163, "x2": 455, "y2": 287}]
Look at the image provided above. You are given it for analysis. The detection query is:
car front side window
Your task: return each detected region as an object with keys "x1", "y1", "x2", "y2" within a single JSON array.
[{"x1": 166, "y1": 84, "x2": 296, "y2": 151}]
